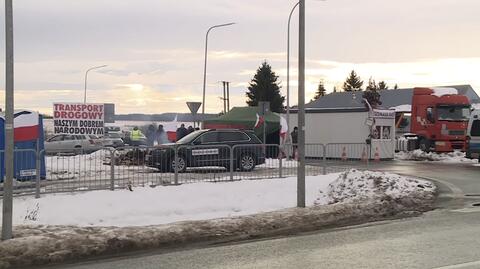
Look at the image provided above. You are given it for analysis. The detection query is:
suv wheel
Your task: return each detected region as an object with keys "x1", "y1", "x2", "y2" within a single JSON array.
[
  {"x1": 239, "y1": 153, "x2": 255, "y2": 172},
  {"x1": 170, "y1": 155, "x2": 187, "y2": 173}
]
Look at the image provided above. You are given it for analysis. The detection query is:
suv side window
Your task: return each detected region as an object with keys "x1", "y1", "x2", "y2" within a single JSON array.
[
  {"x1": 219, "y1": 131, "x2": 249, "y2": 142},
  {"x1": 472, "y1": 120, "x2": 480, "y2": 136},
  {"x1": 63, "y1": 135, "x2": 76, "y2": 141},
  {"x1": 197, "y1": 132, "x2": 219, "y2": 144},
  {"x1": 49, "y1": 135, "x2": 64, "y2": 142}
]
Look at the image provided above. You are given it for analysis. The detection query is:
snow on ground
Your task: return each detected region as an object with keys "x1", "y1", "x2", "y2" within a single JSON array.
[
  {"x1": 0, "y1": 170, "x2": 435, "y2": 228},
  {"x1": 395, "y1": 149, "x2": 478, "y2": 164},
  {"x1": 258, "y1": 158, "x2": 299, "y2": 168},
  {"x1": 3, "y1": 174, "x2": 339, "y2": 227},
  {"x1": 315, "y1": 169, "x2": 435, "y2": 205}
]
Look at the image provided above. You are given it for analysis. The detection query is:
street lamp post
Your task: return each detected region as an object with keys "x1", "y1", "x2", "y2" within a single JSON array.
[
  {"x1": 84, "y1": 65, "x2": 107, "y2": 104},
  {"x1": 286, "y1": 1, "x2": 300, "y2": 141},
  {"x1": 201, "y1": 23, "x2": 235, "y2": 116},
  {"x1": 297, "y1": 0, "x2": 306, "y2": 208},
  {"x1": 2, "y1": 0, "x2": 14, "y2": 241}
]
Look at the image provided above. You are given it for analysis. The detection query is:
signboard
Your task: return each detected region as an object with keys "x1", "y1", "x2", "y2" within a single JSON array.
[
  {"x1": 372, "y1": 109, "x2": 395, "y2": 119},
  {"x1": 186, "y1": 102, "x2": 201, "y2": 115},
  {"x1": 104, "y1": 103, "x2": 116, "y2": 123},
  {"x1": 53, "y1": 103, "x2": 104, "y2": 135}
]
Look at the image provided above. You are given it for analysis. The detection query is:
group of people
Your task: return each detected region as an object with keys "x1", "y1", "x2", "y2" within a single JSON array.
[
  {"x1": 175, "y1": 124, "x2": 197, "y2": 140},
  {"x1": 130, "y1": 123, "x2": 198, "y2": 147},
  {"x1": 145, "y1": 124, "x2": 169, "y2": 146}
]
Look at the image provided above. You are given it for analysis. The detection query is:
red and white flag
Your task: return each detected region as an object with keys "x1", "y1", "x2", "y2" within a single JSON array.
[
  {"x1": 279, "y1": 115, "x2": 288, "y2": 141},
  {"x1": 254, "y1": 113, "x2": 264, "y2": 128},
  {"x1": 4, "y1": 111, "x2": 40, "y2": 142}
]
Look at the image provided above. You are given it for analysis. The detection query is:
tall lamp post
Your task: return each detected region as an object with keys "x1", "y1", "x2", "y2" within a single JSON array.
[
  {"x1": 201, "y1": 23, "x2": 235, "y2": 116},
  {"x1": 2, "y1": 0, "x2": 14, "y2": 241},
  {"x1": 84, "y1": 65, "x2": 107, "y2": 104},
  {"x1": 286, "y1": 1, "x2": 300, "y2": 140},
  {"x1": 297, "y1": 0, "x2": 306, "y2": 208}
]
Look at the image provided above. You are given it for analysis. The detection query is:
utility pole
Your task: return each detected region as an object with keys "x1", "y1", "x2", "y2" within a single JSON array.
[
  {"x1": 222, "y1": 81, "x2": 227, "y2": 114},
  {"x1": 226, "y1": 82, "x2": 230, "y2": 112},
  {"x1": 2, "y1": 0, "x2": 14, "y2": 240},
  {"x1": 297, "y1": 0, "x2": 306, "y2": 208}
]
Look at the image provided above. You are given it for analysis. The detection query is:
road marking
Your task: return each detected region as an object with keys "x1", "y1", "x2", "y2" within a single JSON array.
[{"x1": 433, "y1": 260, "x2": 480, "y2": 269}]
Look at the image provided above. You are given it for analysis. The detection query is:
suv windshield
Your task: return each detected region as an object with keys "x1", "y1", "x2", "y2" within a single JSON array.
[
  {"x1": 177, "y1": 130, "x2": 208, "y2": 144},
  {"x1": 437, "y1": 105, "x2": 471, "y2": 121}
]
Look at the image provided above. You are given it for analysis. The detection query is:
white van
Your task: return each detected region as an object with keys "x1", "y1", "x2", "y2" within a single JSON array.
[{"x1": 466, "y1": 109, "x2": 480, "y2": 160}]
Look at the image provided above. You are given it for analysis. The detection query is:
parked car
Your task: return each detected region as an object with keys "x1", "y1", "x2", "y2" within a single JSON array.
[
  {"x1": 101, "y1": 132, "x2": 125, "y2": 148},
  {"x1": 145, "y1": 129, "x2": 266, "y2": 172},
  {"x1": 45, "y1": 134, "x2": 103, "y2": 155},
  {"x1": 466, "y1": 109, "x2": 480, "y2": 160}
]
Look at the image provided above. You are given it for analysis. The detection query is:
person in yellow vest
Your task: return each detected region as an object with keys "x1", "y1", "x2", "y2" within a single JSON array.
[{"x1": 130, "y1": 126, "x2": 144, "y2": 146}]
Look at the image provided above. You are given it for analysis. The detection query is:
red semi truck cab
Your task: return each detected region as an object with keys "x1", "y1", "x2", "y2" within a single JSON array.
[{"x1": 410, "y1": 87, "x2": 471, "y2": 152}]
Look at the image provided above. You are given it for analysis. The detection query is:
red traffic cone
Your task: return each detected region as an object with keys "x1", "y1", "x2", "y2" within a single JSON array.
[
  {"x1": 341, "y1": 147, "x2": 347, "y2": 161},
  {"x1": 361, "y1": 147, "x2": 368, "y2": 162},
  {"x1": 374, "y1": 147, "x2": 380, "y2": 162}
]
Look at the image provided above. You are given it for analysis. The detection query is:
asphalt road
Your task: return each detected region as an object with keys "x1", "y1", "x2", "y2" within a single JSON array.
[{"x1": 48, "y1": 161, "x2": 480, "y2": 269}]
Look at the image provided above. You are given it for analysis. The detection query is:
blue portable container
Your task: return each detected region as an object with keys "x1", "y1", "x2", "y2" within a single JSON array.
[{"x1": 0, "y1": 110, "x2": 46, "y2": 182}]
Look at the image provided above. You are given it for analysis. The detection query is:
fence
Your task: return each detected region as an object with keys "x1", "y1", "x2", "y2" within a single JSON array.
[{"x1": 0, "y1": 143, "x2": 383, "y2": 198}]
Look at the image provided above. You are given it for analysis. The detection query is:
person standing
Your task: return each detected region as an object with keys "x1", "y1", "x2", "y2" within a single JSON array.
[
  {"x1": 146, "y1": 124, "x2": 156, "y2": 146},
  {"x1": 130, "y1": 126, "x2": 144, "y2": 146},
  {"x1": 156, "y1": 124, "x2": 169, "y2": 145},
  {"x1": 187, "y1": 126, "x2": 195, "y2": 134},
  {"x1": 176, "y1": 124, "x2": 188, "y2": 141},
  {"x1": 291, "y1": 127, "x2": 298, "y2": 158}
]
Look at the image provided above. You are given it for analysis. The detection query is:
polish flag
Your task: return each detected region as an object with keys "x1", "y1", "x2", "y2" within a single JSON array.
[
  {"x1": 279, "y1": 115, "x2": 288, "y2": 141},
  {"x1": 2, "y1": 110, "x2": 40, "y2": 142},
  {"x1": 164, "y1": 115, "x2": 178, "y2": 142},
  {"x1": 254, "y1": 113, "x2": 264, "y2": 128}
]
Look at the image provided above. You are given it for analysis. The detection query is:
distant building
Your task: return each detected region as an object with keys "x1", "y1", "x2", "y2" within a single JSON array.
[{"x1": 303, "y1": 85, "x2": 479, "y2": 112}]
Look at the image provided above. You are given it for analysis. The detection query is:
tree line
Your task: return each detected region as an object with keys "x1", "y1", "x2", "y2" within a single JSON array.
[{"x1": 245, "y1": 61, "x2": 399, "y2": 113}]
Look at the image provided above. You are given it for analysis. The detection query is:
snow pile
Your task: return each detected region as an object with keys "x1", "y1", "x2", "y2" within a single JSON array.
[
  {"x1": 46, "y1": 150, "x2": 110, "y2": 180},
  {"x1": 432, "y1": 87, "x2": 458, "y2": 97},
  {"x1": 395, "y1": 149, "x2": 478, "y2": 163},
  {"x1": 258, "y1": 158, "x2": 299, "y2": 168},
  {"x1": 2, "y1": 174, "x2": 339, "y2": 227},
  {"x1": 316, "y1": 169, "x2": 435, "y2": 205}
]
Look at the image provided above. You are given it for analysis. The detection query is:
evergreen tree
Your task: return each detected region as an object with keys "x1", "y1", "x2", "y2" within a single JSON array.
[
  {"x1": 312, "y1": 80, "x2": 327, "y2": 100},
  {"x1": 362, "y1": 77, "x2": 382, "y2": 108},
  {"x1": 378, "y1": 81, "x2": 388, "y2": 90},
  {"x1": 394, "y1": 83, "x2": 399, "y2": 90},
  {"x1": 342, "y1": 70, "x2": 363, "y2": 91},
  {"x1": 246, "y1": 61, "x2": 285, "y2": 113},
  {"x1": 333, "y1": 86, "x2": 337, "y2": 93}
]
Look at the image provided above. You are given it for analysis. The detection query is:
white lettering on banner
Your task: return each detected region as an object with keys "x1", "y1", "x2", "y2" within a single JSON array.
[
  {"x1": 192, "y1": 149, "x2": 219, "y2": 156},
  {"x1": 53, "y1": 103, "x2": 104, "y2": 135},
  {"x1": 372, "y1": 109, "x2": 395, "y2": 119}
]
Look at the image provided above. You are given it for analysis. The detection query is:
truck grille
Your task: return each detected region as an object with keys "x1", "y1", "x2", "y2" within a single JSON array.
[{"x1": 449, "y1": 130, "x2": 465, "y2": 136}]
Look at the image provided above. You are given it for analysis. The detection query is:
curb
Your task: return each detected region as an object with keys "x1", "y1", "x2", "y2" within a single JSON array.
[{"x1": 0, "y1": 192, "x2": 435, "y2": 269}]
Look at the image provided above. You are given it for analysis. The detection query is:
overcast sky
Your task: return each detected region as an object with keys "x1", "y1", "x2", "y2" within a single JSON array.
[{"x1": 0, "y1": 0, "x2": 480, "y2": 114}]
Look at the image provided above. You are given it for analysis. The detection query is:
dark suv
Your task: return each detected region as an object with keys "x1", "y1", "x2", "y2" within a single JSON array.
[{"x1": 145, "y1": 129, "x2": 265, "y2": 172}]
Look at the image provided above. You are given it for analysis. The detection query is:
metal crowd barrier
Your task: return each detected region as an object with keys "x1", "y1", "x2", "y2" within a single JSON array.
[{"x1": 0, "y1": 142, "x2": 384, "y2": 198}]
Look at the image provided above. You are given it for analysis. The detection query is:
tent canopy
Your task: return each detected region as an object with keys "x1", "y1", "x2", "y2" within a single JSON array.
[{"x1": 203, "y1": 106, "x2": 280, "y2": 138}]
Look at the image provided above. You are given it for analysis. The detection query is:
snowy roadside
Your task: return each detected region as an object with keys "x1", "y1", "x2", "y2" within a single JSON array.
[
  {"x1": 395, "y1": 149, "x2": 478, "y2": 164},
  {"x1": 0, "y1": 170, "x2": 437, "y2": 269}
]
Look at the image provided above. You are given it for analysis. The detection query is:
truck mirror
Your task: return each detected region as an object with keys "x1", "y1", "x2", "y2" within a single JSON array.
[{"x1": 427, "y1": 108, "x2": 435, "y2": 123}]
